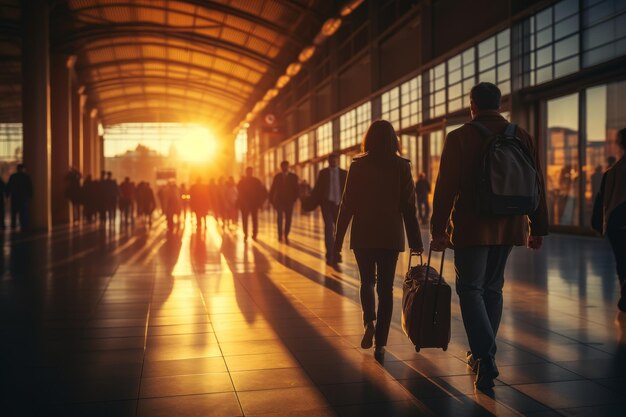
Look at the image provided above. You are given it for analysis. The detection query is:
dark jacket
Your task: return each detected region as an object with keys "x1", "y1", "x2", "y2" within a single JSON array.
[
  {"x1": 269, "y1": 172, "x2": 299, "y2": 209},
  {"x1": 237, "y1": 176, "x2": 268, "y2": 210},
  {"x1": 335, "y1": 153, "x2": 422, "y2": 251},
  {"x1": 431, "y1": 111, "x2": 549, "y2": 247},
  {"x1": 415, "y1": 179, "x2": 431, "y2": 200},
  {"x1": 305, "y1": 166, "x2": 347, "y2": 210},
  {"x1": 7, "y1": 172, "x2": 33, "y2": 205}
]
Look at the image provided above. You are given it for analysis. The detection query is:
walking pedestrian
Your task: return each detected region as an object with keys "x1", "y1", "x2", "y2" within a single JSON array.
[
  {"x1": 334, "y1": 120, "x2": 423, "y2": 362},
  {"x1": 430, "y1": 82, "x2": 549, "y2": 390},
  {"x1": 6, "y1": 164, "x2": 33, "y2": 231},
  {"x1": 269, "y1": 161, "x2": 299, "y2": 244},
  {"x1": 237, "y1": 167, "x2": 267, "y2": 241},
  {"x1": 592, "y1": 127, "x2": 626, "y2": 312}
]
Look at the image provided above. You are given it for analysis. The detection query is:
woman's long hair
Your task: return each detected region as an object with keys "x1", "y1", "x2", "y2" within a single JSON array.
[{"x1": 361, "y1": 120, "x2": 400, "y2": 157}]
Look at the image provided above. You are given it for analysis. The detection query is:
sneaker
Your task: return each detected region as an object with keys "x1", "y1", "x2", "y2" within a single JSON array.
[
  {"x1": 361, "y1": 321, "x2": 375, "y2": 349},
  {"x1": 374, "y1": 346, "x2": 385, "y2": 363},
  {"x1": 466, "y1": 351, "x2": 478, "y2": 373},
  {"x1": 475, "y1": 358, "x2": 499, "y2": 391}
]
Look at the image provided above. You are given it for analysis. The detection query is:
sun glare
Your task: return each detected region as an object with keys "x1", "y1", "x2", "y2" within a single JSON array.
[{"x1": 176, "y1": 125, "x2": 219, "y2": 164}]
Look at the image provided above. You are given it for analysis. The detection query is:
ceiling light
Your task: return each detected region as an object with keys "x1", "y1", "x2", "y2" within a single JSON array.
[
  {"x1": 275, "y1": 75, "x2": 291, "y2": 89},
  {"x1": 286, "y1": 62, "x2": 302, "y2": 77},
  {"x1": 321, "y1": 18, "x2": 342, "y2": 37},
  {"x1": 298, "y1": 46, "x2": 316, "y2": 62},
  {"x1": 340, "y1": 0, "x2": 365, "y2": 16}
]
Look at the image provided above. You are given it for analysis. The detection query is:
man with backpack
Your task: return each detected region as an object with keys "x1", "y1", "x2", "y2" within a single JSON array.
[{"x1": 430, "y1": 82, "x2": 548, "y2": 390}]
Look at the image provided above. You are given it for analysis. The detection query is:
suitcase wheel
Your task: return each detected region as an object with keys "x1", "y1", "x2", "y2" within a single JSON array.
[
  {"x1": 442, "y1": 345, "x2": 448, "y2": 352},
  {"x1": 415, "y1": 346, "x2": 421, "y2": 353}
]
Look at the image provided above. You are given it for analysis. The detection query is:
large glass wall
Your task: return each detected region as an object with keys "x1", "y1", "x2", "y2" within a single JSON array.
[
  {"x1": 583, "y1": 79, "x2": 626, "y2": 226},
  {"x1": 382, "y1": 87, "x2": 400, "y2": 128},
  {"x1": 316, "y1": 121, "x2": 333, "y2": 156},
  {"x1": 339, "y1": 102, "x2": 370, "y2": 150},
  {"x1": 0, "y1": 123, "x2": 22, "y2": 179},
  {"x1": 546, "y1": 93, "x2": 579, "y2": 226}
]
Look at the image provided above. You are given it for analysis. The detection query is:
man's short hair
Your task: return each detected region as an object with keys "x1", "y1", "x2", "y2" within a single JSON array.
[
  {"x1": 328, "y1": 152, "x2": 339, "y2": 161},
  {"x1": 470, "y1": 82, "x2": 501, "y2": 110}
]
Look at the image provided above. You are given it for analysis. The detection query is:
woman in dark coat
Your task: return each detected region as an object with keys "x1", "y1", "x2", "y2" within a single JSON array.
[{"x1": 335, "y1": 120, "x2": 423, "y2": 361}]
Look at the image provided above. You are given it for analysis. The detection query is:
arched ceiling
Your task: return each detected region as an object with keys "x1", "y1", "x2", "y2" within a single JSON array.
[{"x1": 0, "y1": 0, "x2": 337, "y2": 133}]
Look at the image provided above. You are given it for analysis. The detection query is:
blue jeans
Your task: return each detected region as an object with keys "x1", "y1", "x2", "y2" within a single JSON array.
[{"x1": 454, "y1": 245, "x2": 513, "y2": 364}]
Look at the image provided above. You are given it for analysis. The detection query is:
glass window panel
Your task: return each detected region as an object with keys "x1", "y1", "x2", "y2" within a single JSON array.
[
  {"x1": 448, "y1": 83, "x2": 462, "y2": 99},
  {"x1": 463, "y1": 48, "x2": 475, "y2": 62},
  {"x1": 555, "y1": 14, "x2": 579, "y2": 39},
  {"x1": 479, "y1": 54, "x2": 496, "y2": 70},
  {"x1": 499, "y1": 80, "x2": 511, "y2": 96},
  {"x1": 497, "y1": 46, "x2": 510, "y2": 63},
  {"x1": 555, "y1": 0, "x2": 579, "y2": 21},
  {"x1": 555, "y1": 56, "x2": 579, "y2": 77},
  {"x1": 583, "y1": 21, "x2": 614, "y2": 50},
  {"x1": 478, "y1": 37, "x2": 496, "y2": 57},
  {"x1": 436, "y1": 63, "x2": 446, "y2": 77},
  {"x1": 448, "y1": 69, "x2": 461, "y2": 84},
  {"x1": 536, "y1": 66, "x2": 553, "y2": 83},
  {"x1": 584, "y1": 1, "x2": 615, "y2": 26},
  {"x1": 463, "y1": 63, "x2": 475, "y2": 78},
  {"x1": 583, "y1": 43, "x2": 613, "y2": 66},
  {"x1": 448, "y1": 55, "x2": 461, "y2": 70},
  {"x1": 497, "y1": 29, "x2": 510, "y2": 47},
  {"x1": 479, "y1": 69, "x2": 496, "y2": 84},
  {"x1": 434, "y1": 76, "x2": 446, "y2": 91},
  {"x1": 497, "y1": 63, "x2": 510, "y2": 82},
  {"x1": 536, "y1": 8, "x2": 553, "y2": 30},
  {"x1": 583, "y1": 80, "x2": 626, "y2": 227},
  {"x1": 536, "y1": 45, "x2": 554, "y2": 67},
  {"x1": 448, "y1": 98, "x2": 462, "y2": 113},
  {"x1": 546, "y1": 93, "x2": 580, "y2": 226},
  {"x1": 537, "y1": 27, "x2": 554, "y2": 47},
  {"x1": 555, "y1": 34, "x2": 580, "y2": 60}
]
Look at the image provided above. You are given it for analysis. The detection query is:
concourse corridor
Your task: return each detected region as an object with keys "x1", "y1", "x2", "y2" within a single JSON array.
[{"x1": 0, "y1": 212, "x2": 625, "y2": 417}]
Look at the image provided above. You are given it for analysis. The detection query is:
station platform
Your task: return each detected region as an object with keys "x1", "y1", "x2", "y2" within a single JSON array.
[{"x1": 0, "y1": 211, "x2": 624, "y2": 417}]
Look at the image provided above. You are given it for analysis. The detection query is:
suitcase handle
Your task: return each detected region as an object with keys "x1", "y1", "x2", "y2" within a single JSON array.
[{"x1": 425, "y1": 247, "x2": 445, "y2": 286}]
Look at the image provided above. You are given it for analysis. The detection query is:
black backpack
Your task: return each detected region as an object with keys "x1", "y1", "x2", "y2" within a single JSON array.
[{"x1": 470, "y1": 122, "x2": 540, "y2": 216}]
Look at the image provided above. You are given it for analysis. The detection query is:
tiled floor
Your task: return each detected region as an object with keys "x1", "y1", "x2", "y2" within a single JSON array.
[{"x1": 0, "y1": 210, "x2": 625, "y2": 416}]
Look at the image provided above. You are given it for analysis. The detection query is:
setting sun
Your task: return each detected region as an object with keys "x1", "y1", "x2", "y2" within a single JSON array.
[{"x1": 175, "y1": 125, "x2": 219, "y2": 164}]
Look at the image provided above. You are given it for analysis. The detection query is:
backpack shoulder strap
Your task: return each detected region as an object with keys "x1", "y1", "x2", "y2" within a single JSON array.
[
  {"x1": 468, "y1": 121, "x2": 493, "y2": 139},
  {"x1": 504, "y1": 123, "x2": 517, "y2": 137}
]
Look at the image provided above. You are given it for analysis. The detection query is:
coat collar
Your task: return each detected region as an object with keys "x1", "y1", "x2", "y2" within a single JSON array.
[{"x1": 472, "y1": 110, "x2": 507, "y2": 122}]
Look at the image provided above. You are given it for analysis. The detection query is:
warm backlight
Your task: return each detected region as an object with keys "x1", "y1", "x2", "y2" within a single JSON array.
[{"x1": 175, "y1": 126, "x2": 219, "y2": 164}]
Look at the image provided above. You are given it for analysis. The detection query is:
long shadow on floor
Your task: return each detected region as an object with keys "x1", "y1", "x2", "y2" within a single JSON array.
[{"x1": 220, "y1": 234, "x2": 499, "y2": 416}]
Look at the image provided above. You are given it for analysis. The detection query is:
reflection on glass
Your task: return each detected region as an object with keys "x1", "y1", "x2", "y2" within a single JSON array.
[
  {"x1": 546, "y1": 93, "x2": 579, "y2": 226},
  {"x1": 429, "y1": 130, "x2": 444, "y2": 200},
  {"x1": 584, "y1": 80, "x2": 626, "y2": 227}
]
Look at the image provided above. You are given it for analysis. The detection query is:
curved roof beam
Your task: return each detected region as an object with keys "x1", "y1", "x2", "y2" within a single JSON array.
[
  {"x1": 62, "y1": 0, "x2": 310, "y2": 48},
  {"x1": 76, "y1": 57, "x2": 259, "y2": 90},
  {"x1": 101, "y1": 107, "x2": 228, "y2": 125},
  {"x1": 76, "y1": 39, "x2": 264, "y2": 76},
  {"x1": 86, "y1": 76, "x2": 248, "y2": 104},
  {"x1": 95, "y1": 92, "x2": 239, "y2": 112},
  {"x1": 59, "y1": 24, "x2": 278, "y2": 70}
]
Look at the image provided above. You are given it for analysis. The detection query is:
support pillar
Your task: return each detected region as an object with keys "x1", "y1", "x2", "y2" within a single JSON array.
[
  {"x1": 50, "y1": 54, "x2": 73, "y2": 225},
  {"x1": 83, "y1": 107, "x2": 94, "y2": 178},
  {"x1": 71, "y1": 86, "x2": 84, "y2": 177},
  {"x1": 21, "y1": 0, "x2": 51, "y2": 231}
]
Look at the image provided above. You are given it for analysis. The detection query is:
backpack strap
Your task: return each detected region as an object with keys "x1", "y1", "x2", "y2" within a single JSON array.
[
  {"x1": 504, "y1": 123, "x2": 517, "y2": 137},
  {"x1": 468, "y1": 121, "x2": 494, "y2": 139}
]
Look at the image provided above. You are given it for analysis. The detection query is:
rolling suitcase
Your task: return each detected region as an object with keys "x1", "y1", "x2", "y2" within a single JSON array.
[{"x1": 402, "y1": 249, "x2": 451, "y2": 352}]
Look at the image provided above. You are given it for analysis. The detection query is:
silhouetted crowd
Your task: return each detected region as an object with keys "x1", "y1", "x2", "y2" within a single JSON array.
[{"x1": 63, "y1": 168, "x2": 270, "y2": 235}]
